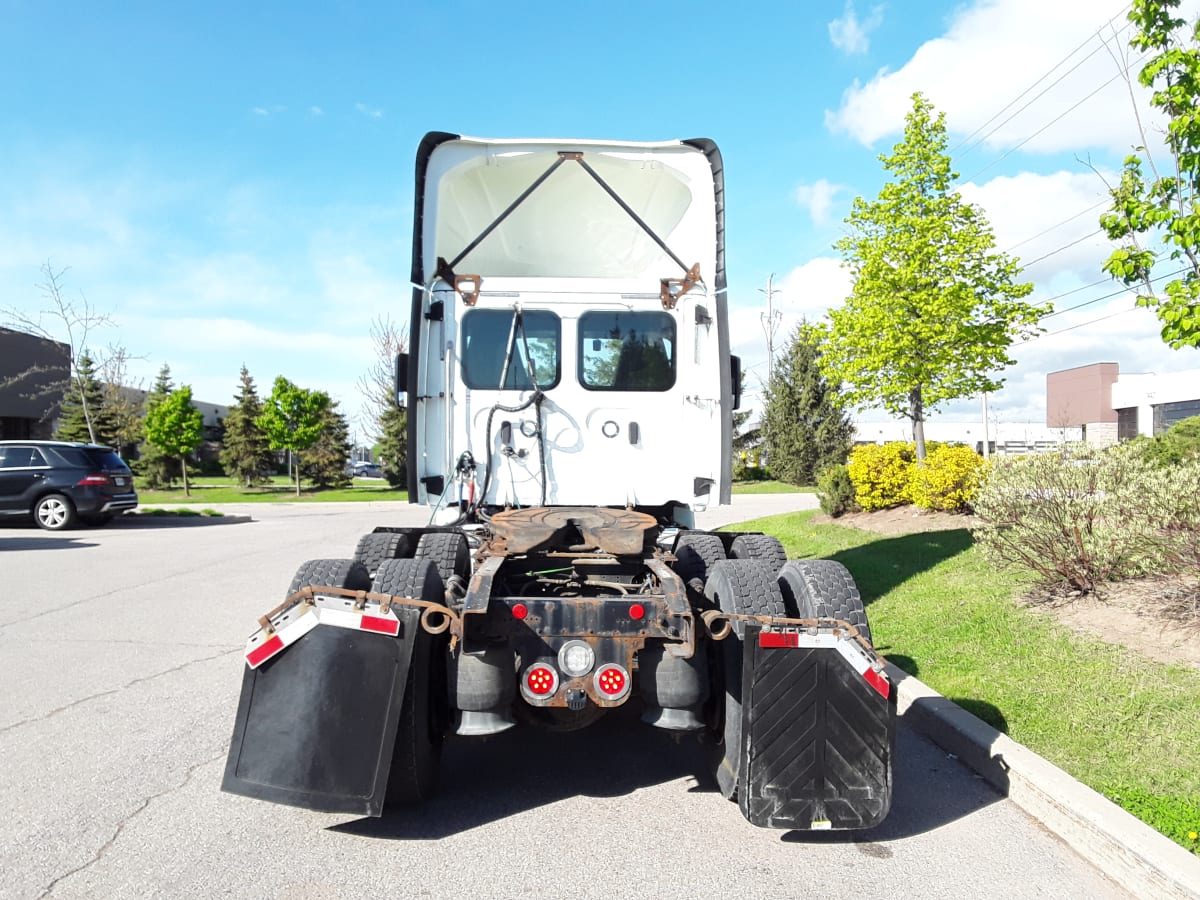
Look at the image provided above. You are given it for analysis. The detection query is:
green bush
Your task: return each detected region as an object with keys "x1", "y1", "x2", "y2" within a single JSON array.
[
  {"x1": 971, "y1": 444, "x2": 1166, "y2": 592},
  {"x1": 816, "y1": 464, "x2": 858, "y2": 516},
  {"x1": 1129, "y1": 415, "x2": 1200, "y2": 468},
  {"x1": 846, "y1": 442, "x2": 916, "y2": 510},
  {"x1": 733, "y1": 461, "x2": 771, "y2": 482},
  {"x1": 911, "y1": 444, "x2": 988, "y2": 512}
]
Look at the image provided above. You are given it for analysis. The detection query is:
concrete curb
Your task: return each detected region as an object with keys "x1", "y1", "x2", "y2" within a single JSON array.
[{"x1": 887, "y1": 662, "x2": 1200, "y2": 900}]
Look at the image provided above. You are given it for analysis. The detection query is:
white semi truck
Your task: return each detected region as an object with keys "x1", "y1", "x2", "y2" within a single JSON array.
[{"x1": 222, "y1": 134, "x2": 895, "y2": 830}]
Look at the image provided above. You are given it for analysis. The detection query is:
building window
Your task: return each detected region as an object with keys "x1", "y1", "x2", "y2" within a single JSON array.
[
  {"x1": 1152, "y1": 399, "x2": 1200, "y2": 435},
  {"x1": 1116, "y1": 407, "x2": 1139, "y2": 441}
]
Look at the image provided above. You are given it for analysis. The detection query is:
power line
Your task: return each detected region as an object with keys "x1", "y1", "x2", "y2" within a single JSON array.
[
  {"x1": 1003, "y1": 200, "x2": 1109, "y2": 253},
  {"x1": 951, "y1": 4, "x2": 1131, "y2": 156},
  {"x1": 1020, "y1": 229, "x2": 1105, "y2": 268}
]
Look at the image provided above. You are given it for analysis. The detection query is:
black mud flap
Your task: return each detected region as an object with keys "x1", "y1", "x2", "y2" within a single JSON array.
[
  {"x1": 738, "y1": 623, "x2": 895, "y2": 830},
  {"x1": 221, "y1": 608, "x2": 420, "y2": 816}
]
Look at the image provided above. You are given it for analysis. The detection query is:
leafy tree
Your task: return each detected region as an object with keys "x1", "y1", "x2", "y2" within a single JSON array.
[
  {"x1": 220, "y1": 365, "x2": 275, "y2": 487},
  {"x1": 357, "y1": 315, "x2": 409, "y2": 488},
  {"x1": 813, "y1": 93, "x2": 1043, "y2": 460},
  {"x1": 137, "y1": 365, "x2": 176, "y2": 489},
  {"x1": 144, "y1": 385, "x2": 204, "y2": 496},
  {"x1": 299, "y1": 403, "x2": 352, "y2": 489},
  {"x1": 1100, "y1": 0, "x2": 1200, "y2": 349},
  {"x1": 259, "y1": 376, "x2": 330, "y2": 497},
  {"x1": 54, "y1": 352, "x2": 116, "y2": 445},
  {"x1": 762, "y1": 324, "x2": 854, "y2": 485}
]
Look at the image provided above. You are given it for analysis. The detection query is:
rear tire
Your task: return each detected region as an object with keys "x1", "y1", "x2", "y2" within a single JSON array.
[
  {"x1": 371, "y1": 559, "x2": 445, "y2": 806},
  {"x1": 414, "y1": 532, "x2": 470, "y2": 585},
  {"x1": 704, "y1": 559, "x2": 788, "y2": 800},
  {"x1": 34, "y1": 493, "x2": 77, "y2": 531},
  {"x1": 673, "y1": 531, "x2": 726, "y2": 587},
  {"x1": 285, "y1": 558, "x2": 371, "y2": 597},
  {"x1": 778, "y1": 559, "x2": 872, "y2": 644},
  {"x1": 729, "y1": 534, "x2": 787, "y2": 573},
  {"x1": 353, "y1": 532, "x2": 412, "y2": 578}
]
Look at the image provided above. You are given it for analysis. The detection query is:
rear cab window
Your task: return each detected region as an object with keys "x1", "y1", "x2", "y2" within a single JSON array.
[
  {"x1": 462, "y1": 309, "x2": 561, "y2": 390},
  {"x1": 579, "y1": 311, "x2": 676, "y2": 391}
]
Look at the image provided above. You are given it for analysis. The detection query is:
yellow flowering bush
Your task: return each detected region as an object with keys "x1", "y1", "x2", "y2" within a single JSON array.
[
  {"x1": 910, "y1": 444, "x2": 989, "y2": 512},
  {"x1": 846, "y1": 442, "x2": 916, "y2": 510}
]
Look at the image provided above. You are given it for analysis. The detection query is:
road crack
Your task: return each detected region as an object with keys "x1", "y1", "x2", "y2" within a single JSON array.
[
  {"x1": 0, "y1": 646, "x2": 239, "y2": 736},
  {"x1": 37, "y1": 749, "x2": 225, "y2": 898}
]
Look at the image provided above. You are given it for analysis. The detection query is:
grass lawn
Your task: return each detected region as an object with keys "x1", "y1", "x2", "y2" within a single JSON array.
[
  {"x1": 136, "y1": 476, "x2": 407, "y2": 504},
  {"x1": 731, "y1": 479, "x2": 812, "y2": 494},
  {"x1": 731, "y1": 509, "x2": 1200, "y2": 855}
]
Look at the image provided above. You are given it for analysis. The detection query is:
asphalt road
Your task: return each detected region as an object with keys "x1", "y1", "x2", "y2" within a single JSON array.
[{"x1": 0, "y1": 496, "x2": 1129, "y2": 899}]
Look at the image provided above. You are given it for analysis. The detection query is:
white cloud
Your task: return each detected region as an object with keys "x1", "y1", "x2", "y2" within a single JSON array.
[
  {"x1": 828, "y1": 1, "x2": 884, "y2": 55},
  {"x1": 252, "y1": 107, "x2": 269, "y2": 117},
  {"x1": 355, "y1": 102, "x2": 383, "y2": 119},
  {"x1": 794, "y1": 179, "x2": 846, "y2": 226},
  {"x1": 309, "y1": 106, "x2": 324, "y2": 117},
  {"x1": 825, "y1": 0, "x2": 1155, "y2": 155}
]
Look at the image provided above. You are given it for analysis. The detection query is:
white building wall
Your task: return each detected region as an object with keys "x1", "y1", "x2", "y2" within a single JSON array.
[{"x1": 1110, "y1": 369, "x2": 1200, "y2": 437}]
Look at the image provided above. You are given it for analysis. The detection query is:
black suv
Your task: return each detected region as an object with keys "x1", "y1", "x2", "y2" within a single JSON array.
[{"x1": 0, "y1": 440, "x2": 138, "y2": 530}]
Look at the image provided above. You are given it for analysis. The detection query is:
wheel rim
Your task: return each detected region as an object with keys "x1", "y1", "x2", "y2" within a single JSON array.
[{"x1": 38, "y1": 498, "x2": 68, "y2": 528}]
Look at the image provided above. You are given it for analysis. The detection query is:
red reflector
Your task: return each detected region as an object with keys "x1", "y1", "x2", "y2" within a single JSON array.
[
  {"x1": 526, "y1": 665, "x2": 556, "y2": 696},
  {"x1": 512, "y1": 603, "x2": 528, "y2": 620},
  {"x1": 360, "y1": 615, "x2": 399, "y2": 636},
  {"x1": 759, "y1": 631, "x2": 800, "y2": 648},
  {"x1": 246, "y1": 633, "x2": 284, "y2": 668},
  {"x1": 76, "y1": 475, "x2": 109, "y2": 486},
  {"x1": 629, "y1": 603, "x2": 645, "y2": 620},
  {"x1": 863, "y1": 667, "x2": 890, "y2": 699}
]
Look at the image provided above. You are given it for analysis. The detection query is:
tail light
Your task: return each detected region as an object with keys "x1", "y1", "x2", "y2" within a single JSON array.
[
  {"x1": 76, "y1": 475, "x2": 109, "y2": 486},
  {"x1": 593, "y1": 664, "x2": 630, "y2": 701},
  {"x1": 521, "y1": 662, "x2": 559, "y2": 702}
]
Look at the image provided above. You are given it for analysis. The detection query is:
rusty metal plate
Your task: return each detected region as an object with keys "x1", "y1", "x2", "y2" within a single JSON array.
[{"x1": 489, "y1": 506, "x2": 657, "y2": 555}]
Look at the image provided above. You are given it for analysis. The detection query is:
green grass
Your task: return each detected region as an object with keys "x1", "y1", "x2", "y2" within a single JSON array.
[
  {"x1": 135, "y1": 477, "x2": 407, "y2": 504},
  {"x1": 732, "y1": 509, "x2": 1200, "y2": 854},
  {"x1": 731, "y1": 479, "x2": 813, "y2": 494}
]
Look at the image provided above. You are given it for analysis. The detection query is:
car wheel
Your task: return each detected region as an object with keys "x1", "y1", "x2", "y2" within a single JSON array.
[{"x1": 34, "y1": 493, "x2": 78, "y2": 531}]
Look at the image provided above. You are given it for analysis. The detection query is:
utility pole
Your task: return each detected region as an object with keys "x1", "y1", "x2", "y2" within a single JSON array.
[{"x1": 759, "y1": 273, "x2": 782, "y2": 385}]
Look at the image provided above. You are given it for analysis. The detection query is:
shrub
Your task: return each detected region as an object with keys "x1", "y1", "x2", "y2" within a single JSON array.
[
  {"x1": 733, "y1": 461, "x2": 771, "y2": 482},
  {"x1": 911, "y1": 444, "x2": 988, "y2": 512},
  {"x1": 1130, "y1": 415, "x2": 1200, "y2": 468},
  {"x1": 971, "y1": 444, "x2": 1163, "y2": 592},
  {"x1": 817, "y1": 464, "x2": 858, "y2": 517},
  {"x1": 846, "y1": 442, "x2": 916, "y2": 510}
]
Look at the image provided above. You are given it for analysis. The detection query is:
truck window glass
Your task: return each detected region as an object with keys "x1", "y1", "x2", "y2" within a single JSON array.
[
  {"x1": 579, "y1": 311, "x2": 676, "y2": 391},
  {"x1": 462, "y1": 309, "x2": 561, "y2": 390}
]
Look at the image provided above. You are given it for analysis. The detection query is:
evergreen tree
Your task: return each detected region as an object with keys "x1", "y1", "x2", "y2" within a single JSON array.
[
  {"x1": 55, "y1": 352, "x2": 117, "y2": 445},
  {"x1": 137, "y1": 364, "x2": 176, "y2": 489},
  {"x1": 299, "y1": 402, "x2": 352, "y2": 489},
  {"x1": 376, "y1": 402, "x2": 407, "y2": 488},
  {"x1": 762, "y1": 324, "x2": 854, "y2": 486},
  {"x1": 144, "y1": 385, "x2": 204, "y2": 496},
  {"x1": 220, "y1": 366, "x2": 275, "y2": 487}
]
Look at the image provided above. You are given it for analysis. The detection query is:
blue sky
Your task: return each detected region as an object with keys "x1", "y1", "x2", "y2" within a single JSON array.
[{"x1": 3, "y1": 0, "x2": 1197, "y2": 440}]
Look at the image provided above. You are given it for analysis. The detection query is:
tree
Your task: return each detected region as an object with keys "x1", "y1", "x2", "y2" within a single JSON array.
[
  {"x1": 144, "y1": 385, "x2": 204, "y2": 496},
  {"x1": 1, "y1": 262, "x2": 120, "y2": 434},
  {"x1": 220, "y1": 365, "x2": 275, "y2": 487},
  {"x1": 137, "y1": 365, "x2": 177, "y2": 489},
  {"x1": 762, "y1": 324, "x2": 855, "y2": 485},
  {"x1": 259, "y1": 376, "x2": 330, "y2": 497},
  {"x1": 299, "y1": 403, "x2": 352, "y2": 489},
  {"x1": 54, "y1": 352, "x2": 116, "y2": 445},
  {"x1": 99, "y1": 346, "x2": 144, "y2": 458},
  {"x1": 1100, "y1": 0, "x2": 1200, "y2": 349},
  {"x1": 813, "y1": 93, "x2": 1043, "y2": 460},
  {"x1": 357, "y1": 315, "x2": 409, "y2": 488}
]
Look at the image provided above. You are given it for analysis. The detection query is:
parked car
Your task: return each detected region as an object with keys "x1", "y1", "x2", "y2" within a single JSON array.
[
  {"x1": 0, "y1": 440, "x2": 138, "y2": 530},
  {"x1": 348, "y1": 461, "x2": 383, "y2": 479}
]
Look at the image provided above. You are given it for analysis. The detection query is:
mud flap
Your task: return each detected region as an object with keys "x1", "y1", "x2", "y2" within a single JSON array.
[
  {"x1": 738, "y1": 623, "x2": 895, "y2": 830},
  {"x1": 221, "y1": 608, "x2": 421, "y2": 816}
]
